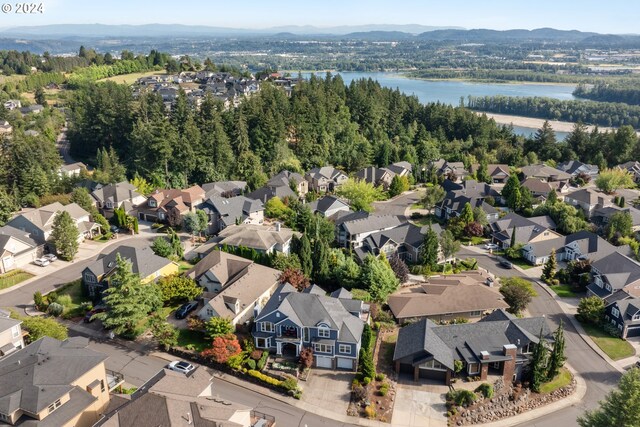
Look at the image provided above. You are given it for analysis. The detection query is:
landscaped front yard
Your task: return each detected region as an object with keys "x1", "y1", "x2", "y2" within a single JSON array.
[
  {"x1": 581, "y1": 322, "x2": 636, "y2": 360},
  {"x1": 0, "y1": 270, "x2": 34, "y2": 290},
  {"x1": 176, "y1": 329, "x2": 208, "y2": 352},
  {"x1": 549, "y1": 284, "x2": 582, "y2": 298},
  {"x1": 539, "y1": 367, "x2": 572, "y2": 393},
  {"x1": 54, "y1": 280, "x2": 92, "y2": 318}
]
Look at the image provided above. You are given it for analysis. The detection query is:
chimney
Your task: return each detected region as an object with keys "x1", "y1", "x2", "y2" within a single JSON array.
[
  {"x1": 597, "y1": 196, "x2": 605, "y2": 207},
  {"x1": 275, "y1": 222, "x2": 281, "y2": 232},
  {"x1": 480, "y1": 350, "x2": 490, "y2": 360}
]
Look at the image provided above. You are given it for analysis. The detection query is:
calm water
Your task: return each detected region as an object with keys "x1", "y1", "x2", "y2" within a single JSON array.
[{"x1": 303, "y1": 71, "x2": 576, "y2": 139}]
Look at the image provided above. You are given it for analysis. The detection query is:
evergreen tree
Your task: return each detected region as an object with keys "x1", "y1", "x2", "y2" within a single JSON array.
[
  {"x1": 70, "y1": 187, "x2": 94, "y2": 212},
  {"x1": 93, "y1": 254, "x2": 162, "y2": 337},
  {"x1": 502, "y1": 174, "x2": 522, "y2": 211},
  {"x1": 420, "y1": 226, "x2": 440, "y2": 267},
  {"x1": 542, "y1": 249, "x2": 558, "y2": 283},
  {"x1": 460, "y1": 202, "x2": 474, "y2": 225},
  {"x1": 510, "y1": 227, "x2": 517, "y2": 248},
  {"x1": 359, "y1": 254, "x2": 399, "y2": 302},
  {"x1": 50, "y1": 211, "x2": 79, "y2": 261},
  {"x1": 312, "y1": 238, "x2": 330, "y2": 284},
  {"x1": 388, "y1": 254, "x2": 409, "y2": 283},
  {"x1": 547, "y1": 189, "x2": 559, "y2": 205},
  {"x1": 530, "y1": 327, "x2": 549, "y2": 392},
  {"x1": 298, "y1": 234, "x2": 313, "y2": 277},
  {"x1": 477, "y1": 161, "x2": 491, "y2": 184},
  {"x1": 547, "y1": 320, "x2": 566, "y2": 380}
]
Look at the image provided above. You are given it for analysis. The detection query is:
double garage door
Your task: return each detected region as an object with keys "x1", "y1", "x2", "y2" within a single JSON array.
[
  {"x1": 626, "y1": 326, "x2": 640, "y2": 338},
  {"x1": 315, "y1": 356, "x2": 355, "y2": 370}
]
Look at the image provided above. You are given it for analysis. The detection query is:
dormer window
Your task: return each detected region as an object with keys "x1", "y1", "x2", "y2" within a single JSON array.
[
  {"x1": 633, "y1": 313, "x2": 640, "y2": 321},
  {"x1": 318, "y1": 327, "x2": 330, "y2": 338},
  {"x1": 149, "y1": 199, "x2": 157, "y2": 208}
]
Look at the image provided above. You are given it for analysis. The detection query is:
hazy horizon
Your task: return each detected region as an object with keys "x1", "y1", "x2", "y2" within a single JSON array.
[{"x1": 0, "y1": 0, "x2": 638, "y2": 34}]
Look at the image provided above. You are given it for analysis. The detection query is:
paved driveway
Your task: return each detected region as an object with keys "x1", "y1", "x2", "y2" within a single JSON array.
[
  {"x1": 300, "y1": 370, "x2": 353, "y2": 416},
  {"x1": 391, "y1": 383, "x2": 447, "y2": 427}
]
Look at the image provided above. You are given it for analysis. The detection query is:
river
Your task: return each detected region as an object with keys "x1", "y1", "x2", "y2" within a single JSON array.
[{"x1": 303, "y1": 71, "x2": 575, "y2": 139}]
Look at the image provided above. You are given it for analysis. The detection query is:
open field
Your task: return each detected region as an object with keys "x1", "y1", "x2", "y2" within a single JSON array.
[{"x1": 98, "y1": 70, "x2": 168, "y2": 85}]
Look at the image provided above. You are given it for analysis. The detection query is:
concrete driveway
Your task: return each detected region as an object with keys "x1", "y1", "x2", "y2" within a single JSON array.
[
  {"x1": 391, "y1": 383, "x2": 447, "y2": 427},
  {"x1": 300, "y1": 370, "x2": 353, "y2": 416}
]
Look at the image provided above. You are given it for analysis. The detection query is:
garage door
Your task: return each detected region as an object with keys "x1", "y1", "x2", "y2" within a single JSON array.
[
  {"x1": 626, "y1": 326, "x2": 640, "y2": 337},
  {"x1": 315, "y1": 356, "x2": 332, "y2": 369},
  {"x1": 337, "y1": 357, "x2": 354, "y2": 370}
]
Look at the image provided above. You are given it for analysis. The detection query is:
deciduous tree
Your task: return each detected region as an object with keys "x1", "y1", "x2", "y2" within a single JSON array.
[
  {"x1": 278, "y1": 268, "x2": 310, "y2": 291},
  {"x1": 578, "y1": 368, "x2": 640, "y2": 427},
  {"x1": 595, "y1": 168, "x2": 635, "y2": 194},
  {"x1": 499, "y1": 277, "x2": 537, "y2": 315},
  {"x1": 205, "y1": 317, "x2": 234, "y2": 339},
  {"x1": 336, "y1": 179, "x2": 385, "y2": 212},
  {"x1": 156, "y1": 275, "x2": 202, "y2": 304},
  {"x1": 202, "y1": 333, "x2": 242, "y2": 363}
]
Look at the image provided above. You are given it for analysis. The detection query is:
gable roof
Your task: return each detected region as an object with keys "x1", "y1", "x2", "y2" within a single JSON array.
[
  {"x1": 201, "y1": 181, "x2": 247, "y2": 198},
  {"x1": 490, "y1": 213, "x2": 557, "y2": 244},
  {"x1": 267, "y1": 170, "x2": 305, "y2": 188},
  {"x1": 520, "y1": 177, "x2": 553, "y2": 195},
  {"x1": 556, "y1": 160, "x2": 599, "y2": 176},
  {"x1": 214, "y1": 223, "x2": 300, "y2": 252},
  {"x1": 355, "y1": 166, "x2": 393, "y2": 184},
  {"x1": 340, "y1": 214, "x2": 404, "y2": 236},
  {"x1": 306, "y1": 166, "x2": 347, "y2": 181},
  {"x1": 85, "y1": 245, "x2": 175, "y2": 280},
  {"x1": 565, "y1": 188, "x2": 609, "y2": 206},
  {"x1": 0, "y1": 225, "x2": 39, "y2": 250},
  {"x1": 0, "y1": 337, "x2": 106, "y2": 417},
  {"x1": 356, "y1": 222, "x2": 425, "y2": 261},
  {"x1": 309, "y1": 195, "x2": 351, "y2": 216},
  {"x1": 520, "y1": 164, "x2": 571, "y2": 181},
  {"x1": 608, "y1": 297, "x2": 640, "y2": 327},
  {"x1": 200, "y1": 196, "x2": 264, "y2": 228},
  {"x1": 185, "y1": 250, "x2": 253, "y2": 285},
  {"x1": 7, "y1": 202, "x2": 89, "y2": 238},
  {"x1": 91, "y1": 182, "x2": 142, "y2": 205},
  {"x1": 385, "y1": 161, "x2": 413, "y2": 176},
  {"x1": 592, "y1": 251, "x2": 640, "y2": 292},
  {"x1": 256, "y1": 285, "x2": 365, "y2": 344}
]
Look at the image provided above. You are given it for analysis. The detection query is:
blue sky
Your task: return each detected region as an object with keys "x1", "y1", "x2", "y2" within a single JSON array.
[{"x1": 1, "y1": 0, "x2": 638, "y2": 34}]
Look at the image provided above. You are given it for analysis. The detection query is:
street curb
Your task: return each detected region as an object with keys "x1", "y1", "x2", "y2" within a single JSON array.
[
  {"x1": 535, "y1": 279, "x2": 627, "y2": 374},
  {"x1": 482, "y1": 363, "x2": 587, "y2": 427}
]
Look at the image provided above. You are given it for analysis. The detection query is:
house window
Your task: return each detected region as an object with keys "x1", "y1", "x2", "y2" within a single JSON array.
[
  {"x1": 612, "y1": 307, "x2": 620, "y2": 318},
  {"x1": 605, "y1": 283, "x2": 612, "y2": 292},
  {"x1": 149, "y1": 199, "x2": 157, "y2": 208},
  {"x1": 634, "y1": 313, "x2": 640, "y2": 321},
  {"x1": 206, "y1": 309, "x2": 214, "y2": 317},
  {"x1": 318, "y1": 327, "x2": 330, "y2": 338},
  {"x1": 100, "y1": 380, "x2": 105, "y2": 393},
  {"x1": 84, "y1": 273, "x2": 96, "y2": 283},
  {"x1": 48, "y1": 399, "x2": 62, "y2": 413},
  {"x1": 423, "y1": 360, "x2": 446, "y2": 371},
  {"x1": 468, "y1": 363, "x2": 480, "y2": 375},
  {"x1": 0, "y1": 413, "x2": 8, "y2": 422},
  {"x1": 314, "y1": 343, "x2": 332, "y2": 353},
  {"x1": 339, "y1": 344, "x2": 350, "y2": 354},
  {"x1": 406, "y1": 253, "x2": 413, "y2": 261},
  {"x1": 470, "y1": 311, "x2": 482, "y2": 317},
  {"x1": 262, "y1": 322, "x2": 274, "y2": 333},
  {"x1": 256, "y1": 337, "x2": 270, "y2": 348},
  {"x1": 11, "y1": 325, "x2": 19, "y2": 338},
  {"x1": 303, "y1": 327, "x2": 309, "y2": 342}
]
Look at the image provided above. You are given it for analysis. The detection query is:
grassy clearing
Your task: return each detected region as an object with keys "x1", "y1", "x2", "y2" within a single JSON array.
[
  {"x1": 177, "y1": 329, "x2": 208, "y2": 352},
  {"x1": 539, "y1": 368, "x2": 572, "y2": 393},
  {"x1": 0, "y1": 270, "x2": 34, "y2": 290},
  {"x1": 549, "y1": 284, "x2": 581, "y2": 298},
  {"x1": 581, "y1": 322, "x2": 636, "y2": 361},
  {"x1": 98, "y1": 70, "x2": 167, "y2": 85}
]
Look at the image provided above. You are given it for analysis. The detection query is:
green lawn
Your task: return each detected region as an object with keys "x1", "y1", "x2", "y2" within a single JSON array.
[
  {"x1": 581, "y1": 322, "x2": 636, "y2": 361},
  {"x1": 539, "y1": 368, "x2": 572, "y2": 393},
  {"x1": 507, "y1": 258, "x2": 535, "y2": 270},
  {"x1": 0, "y1": 270, "x2": 34, "y2": 290},
  {"x1": 176, "y1": 329, "x2": 208, "y2": 352},
  {"x1": 461, "y1": 236, "x2": 486, "y2": 245},
  {"x1": 410, "y1": 202, "x2": 423, "y2": 210},
  {"x1": 178, "y1": 261, "x2": 193, "y2": 273},
  {"x1": 57, "y1": 280, "x2": 92, "y2": 318},
  {"x1": 549, "y1": 284, "x2": 582, "y2": 298}
]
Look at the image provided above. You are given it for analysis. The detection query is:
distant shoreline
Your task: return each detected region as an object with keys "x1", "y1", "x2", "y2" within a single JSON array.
[{"x1": 475, "y1": 112, "x2": 618, "y2": 134}]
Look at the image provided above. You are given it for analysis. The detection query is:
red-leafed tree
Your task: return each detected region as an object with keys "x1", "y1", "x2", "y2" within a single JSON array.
[
  {"x1": 278, "y1": 267, "x2": 310, "y2": 291},
  {"x1": 299, "y1": 347, "x2": 314, "y2": 369},
  {"x1": 464, "y1": 221, "x2": 484, "y2": 237},
  {"x1": 201, "y1": 333, "x2": 241, "y2": 363}
]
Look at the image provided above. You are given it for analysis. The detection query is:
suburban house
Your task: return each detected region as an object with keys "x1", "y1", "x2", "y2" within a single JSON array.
[
  {"x1": 246, "y1": 184, "x2": 296, "y2": 204},
  {"x1": 136, "y1": 185, "x2": 205, "y2": 223},
  {"x1": 199, "y1": 196, "x2": 264, "y2": 234},
  {"x1": 604, "y1": 298, "x2": 640, "y2": 339},
  {"x1": 6, "y1": 202, "x2": 101, "y2": 246},
  {"x1": 305, "y1": 166, "x2": 348, "y2": 193},
  {"x1": 385, "y1": 161, "x2": 413, "y2": 178},
  {"x1": 356, "y1": 166, "x2": 395, "y2": 190},
  {"x1": 490, "y1": 213, "x2": 560, "y2": 249},
  {"x1": 393, "y1": 309, "x2": 550, "y2": 385},
  {"x1": 309, "y1": 195, "x2": 351, "y2": 218},
  {"x1": 430, "y1": 159, "x2": 469, "y2": 182},
  {"x1": 564, "y1": 188, "x2": 611, "y2": 218},
  {"x1": 252, "y1": 283, "x2": 366, "y2": 370},
  {"x1": 81, "y1": 245, "x2": 179, "y2": 300},
  {"x1": 435, "y1": 180, "x2": 500, "y2": 222},
  {"x1": 91, "y1": 182, "x2": 146, "y2": 218},
  {"x1": 522, "y1": 230, "x2": 619, "y2": 265},
  {"x1": 519, "y1": 164, "x2": 571, "y2": 184},
  {"x1": 387, "y1": 271, "x2": 508, "y2": 323},
  {"x1": 616, "y1": 161, "x2": 640, "y2": 183},
  {"x1": 59, "y1": 162, "x2": 87, "y2": 178},
  {"x1": 212, "y1": 223, "x2": 300, "y2": 255},
  {"x1": 19, "y1": 104, "x2": 44, "y2": 115},
  {"x1": 266, "y1": 170, "x2": 308, "y2": 199},
  {"x1": 186, "y1": 250, "x2": 281, "y2": 326},
  {"x1": 336, "y1": 214, "x2": 404, "y2": 248},
  {"x1": 520, "y1": 178, "x2": 559, "y2": 200},
  {"x1": 201, "y1": 181, "x2": 247, "y2": 198},
  {"x1": 354, "y1": 222, "x2": 440, "y2": 264},
  {"x1": 0, "y1": 121, "x2": 12, "y2": 135},
  {"x1": 0, "y1": 226, "x2": 42, "y2": 273},
  {"x1": 587, "y1": 251, "x2": 640, "y2": 303},
  {"x1": 592, "y1": 205, "x2": 640, "y2": 232},
  {"x1": 0, "y1": 312, "x2": 24, "y2": 358},
  {"x1": 95, "y1": 366, "x2": 262, "y2": 427},
  {"x1": 556, "y1": 160, "x2": 599, "y2": 179},
  {"x1": 470, "y1": 164, "x2": 511, "y2": 184},
  {"x1": 0, "y1": 336, "x2": 123, "y2": 427}
]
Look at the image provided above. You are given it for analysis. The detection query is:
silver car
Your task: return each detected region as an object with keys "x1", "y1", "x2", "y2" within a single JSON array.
[
  {"x1": 167, "y1": 361, "x2": 195, "y2": 375},
  {"x1": 33, "y1": 257, "x2": 50, "y2": 267}
]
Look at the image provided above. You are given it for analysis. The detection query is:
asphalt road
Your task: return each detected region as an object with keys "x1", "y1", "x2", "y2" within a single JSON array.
[
  {"x1": 372, "y1": 190, "x2": 422, "y2": 218},
  {"x1": 458, "y1": 246, "x2": 619, "y2": 426}
]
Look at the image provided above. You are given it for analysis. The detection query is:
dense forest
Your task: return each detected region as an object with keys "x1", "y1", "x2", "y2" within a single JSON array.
[
  {"x1": 410, "y1": 69, "x2": 640, "y2": 84},
  {"x1": 467, "y1": 95, "x2": 640, "y2": 128},
  {"x1": 574, "y1": 82, "x2": 640, "y2": 106}
]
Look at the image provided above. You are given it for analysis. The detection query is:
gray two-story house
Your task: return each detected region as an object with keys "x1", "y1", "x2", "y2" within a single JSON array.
[{"x1": 252, "y1": 284, "x2": 367, "y2": 370}]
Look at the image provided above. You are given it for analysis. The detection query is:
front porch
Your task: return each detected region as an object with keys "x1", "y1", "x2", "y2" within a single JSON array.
[{"x1": 106, "y1": 369, "x2": 125, "y2": 391}]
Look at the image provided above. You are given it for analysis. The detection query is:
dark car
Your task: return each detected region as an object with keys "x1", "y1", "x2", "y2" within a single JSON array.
[
  {"x1": 84, "y1": 306, "x2": 107, "y2": 323},
  {"x1": 110, "y1": 225, "x2": 120, "y2": 233},
  {"x1": 175, "y1": 301, "x2": 198, "y2": 319},
  {"x1": 499, "y1": 258, "x2": 513, "y2": 269}
]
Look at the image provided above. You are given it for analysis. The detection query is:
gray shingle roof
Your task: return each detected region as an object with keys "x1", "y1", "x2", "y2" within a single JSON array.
[
  {"x1": 91, "y1": 182, "x2": 141, "y2": 205},
  {"x1": 520, "y1": 164, "x2": 571, "y2": 181},
  {"x1": 200, "y1": 196, "x2": 263, "y2": 227},
  {"x1": 267, "y1": 170, "x2": 305, "y2": 188},
  {"x1": 309, "y1": 195, "x2": 351, "y2": 215},
  {"x1": 84, "y1": 245, "x2": 175, "y2": 279},
  {"x1": 340, "y1": 214, "x2": 404, "y2": 235},
  {"x1": 201, "y1": 181, "x2": 247, "y2": 198},
  {"x1": 0, "y1": 337, "x2": 106, "y2": 417},
  {"x1": 246, "y1": 185, "x2": 296, "y2": 203}
]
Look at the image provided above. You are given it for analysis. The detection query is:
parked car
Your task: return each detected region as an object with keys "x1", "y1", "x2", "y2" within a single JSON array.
[
  {"x1": 167, "y1": 360, "x2": 195, "y2": 375},
  {"x1": 484, "y1": 243, "x2": 499, "y2": 250},
  {"x1": 499, "y1": 258, "x2": 513, "y2": 269},
  {"x1": 43, "y1": 253, "x2": 57, "y2": 262},
  {"x1": 110, "y1": 225, "x2": 120, "y2": 233},
  {"x1": 84, "y1": 307, "x2": 107, "y2": 323},
  {"x1": 175, "y1": 301, "x2": 198, "y2": 319},
  {"x1": 33, "y1": 257, "x2": 50, "y2": 267}
]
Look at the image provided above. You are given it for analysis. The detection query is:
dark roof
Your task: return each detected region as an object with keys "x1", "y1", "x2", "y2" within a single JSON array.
[
  {"x1": 556, "y1": 160, "x2": 599, "y2": 176},
  {"x1": 0, "y1": 337, "x2": 106, "y2": 417},
  {"x1": 309, "y1": 195, "x2": 350, "y2": 216},
  {"x1": 201, "y1": 181, "x2": 247, "y2": 198},
  {"x1": 200, "y1": 196, "x2": 264, "y2": 227},
  {"x1": 592, "y1": 251, "x2": 640, "y2": 292},
  {"x1": 267, "y1": 170, "x2": 305, "y2": 188},
  {"x1": 0, "y1": 225, "x2": 38, "y2": 250},
  {"x1": 84, "y1": 245, "x2": 174, "y2": 279},
  {"x1": 246, "y1": 185, "x2": 296, "y2": 203},
  {"x1": 608, "y1": 297, "x2": 640, "y2": 327},
  {"x1": 393, "y1": 310, "x2": 549, "y2": 370},
  {"x1": 340, "y1": 214, "x2": 404, "y2": 235},
  {"x1": 357, "y1": 223, "x2": 424, "y2": 261}
]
